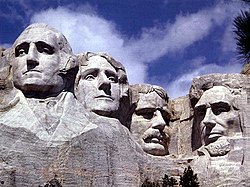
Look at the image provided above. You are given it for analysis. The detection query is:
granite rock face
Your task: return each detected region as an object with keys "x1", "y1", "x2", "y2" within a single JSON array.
[
  {"x1": 188, "y1": 74, "x2": 250, "y2": 186},
  {"x1": 0, "y1": 23, "x2": 250, "y2": 186}
]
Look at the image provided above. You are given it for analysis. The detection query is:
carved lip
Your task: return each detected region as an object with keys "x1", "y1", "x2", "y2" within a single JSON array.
[
  {"x1": 144, "y1": 134, "x2": 163, "y2": 144},
  {"x1": 95, "y1": 95, "x2": 114, "y2": 101},
  {"x1": 207, "y1": 133, "x2": 223, "y2": 138},
  {"x1": 23, "y1": 70, "x2": 41, "y2": 74},
  {"x1": 205, "y1": 132, "x2": 223, "y2": 142}
]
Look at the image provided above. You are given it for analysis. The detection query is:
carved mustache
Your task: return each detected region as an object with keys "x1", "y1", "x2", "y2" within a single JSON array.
[{"x1": 142, "y1": 129, "x2": 169, "y2": 144}]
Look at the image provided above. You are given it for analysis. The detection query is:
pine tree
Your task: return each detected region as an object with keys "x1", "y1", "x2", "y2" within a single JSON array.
[
  {"x1": 162, "y1": 174, "x2": 178, "y2": 187},
  {"x1": 43, "y1": 178, "x2": 62, "y2": 187},
  {"x1": 234, "y1": 10, "x2": 250, "y2": 64},
  {"x1": 179, "y1": 166, "x2": 199, "y2": 187}
]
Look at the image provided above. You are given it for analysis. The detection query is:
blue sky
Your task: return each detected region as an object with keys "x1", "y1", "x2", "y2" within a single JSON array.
[{"x1": 0, "y1": 0, "x2": 248, "y2": 98}]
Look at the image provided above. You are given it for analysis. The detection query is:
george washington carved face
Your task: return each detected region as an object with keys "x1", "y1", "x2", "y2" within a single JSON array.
[{"x1": 11, "y1": 24, "x2": 75, "y2": 97}]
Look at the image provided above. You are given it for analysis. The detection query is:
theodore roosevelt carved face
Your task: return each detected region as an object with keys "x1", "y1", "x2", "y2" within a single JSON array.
[
  {"x1": 130, "y1": 84, "x2": 171, "y2": 156},
  {"x1": 194, "y1": 86, "x2": 241, "y2": 156}
]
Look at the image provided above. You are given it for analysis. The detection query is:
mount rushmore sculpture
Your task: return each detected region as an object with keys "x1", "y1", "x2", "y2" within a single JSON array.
[{"x1": 0, "y1": 23, "x2": 249, "y2": 186}]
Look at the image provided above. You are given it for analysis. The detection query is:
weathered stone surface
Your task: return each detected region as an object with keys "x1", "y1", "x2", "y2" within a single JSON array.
[
  {"x1": 169, "y1": 95, "x2": 193, "y2": 156},
  {"x1": 187, "y1": 73, "x2": 250, "y2": 186},
  {"x1": 2, "y1": 23, "x2": 250, "y2": 186}
]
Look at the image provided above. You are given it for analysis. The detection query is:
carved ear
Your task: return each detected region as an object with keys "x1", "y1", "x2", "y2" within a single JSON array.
[{"x1": 61, "y1": 55, "x2": 78, "y2": 72}]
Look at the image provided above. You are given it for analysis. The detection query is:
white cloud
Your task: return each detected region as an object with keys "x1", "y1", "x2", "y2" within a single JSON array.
[
  {"x1": 31, "y1": 7, "x2": 147, "y2": 83},
  {"x1": 30, "y1": 1, "x2": 244, "y2": 96},
  {"x1": 124, "y1": 1, "x2": 242, "y2": 63},
  {"x1": 166, "y1": 58, "x2": 242, "y2": 99}
]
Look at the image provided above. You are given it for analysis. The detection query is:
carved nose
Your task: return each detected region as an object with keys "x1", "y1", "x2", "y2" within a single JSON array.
[
  {"x1": 203, "y1": 108, "x2": 216, "y2": 128},
  {"x1": 152, "y1": 110, "x2": 166, "y2": 131},
  {"x1": 26, "y1": 43, "x2": 39, "y2": 69},
  {"x1": 98, "y1": 73, "x2": 111, "y2": 91}
]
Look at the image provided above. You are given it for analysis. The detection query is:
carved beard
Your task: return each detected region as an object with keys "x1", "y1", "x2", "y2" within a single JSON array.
[{"x1": 205, "y1": 137, "x2": 231, "y2": 157}]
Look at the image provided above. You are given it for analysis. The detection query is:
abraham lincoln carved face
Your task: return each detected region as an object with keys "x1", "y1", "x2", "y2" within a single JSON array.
[{"x1": 194, "y1": 86, "x2": 241, "y2": 156}]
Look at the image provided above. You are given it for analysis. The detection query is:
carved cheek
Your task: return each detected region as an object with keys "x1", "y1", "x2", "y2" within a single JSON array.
[
  {"x1": 214, "y1": 113, "x2": 232, "y2": 131},
  {"x1": 131, "y1": 115, "x2": 152, "y2": 135}
]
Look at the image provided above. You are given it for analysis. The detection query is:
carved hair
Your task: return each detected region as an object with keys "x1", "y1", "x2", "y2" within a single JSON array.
[
  {"x1": 189, "y1": 82, "x2": 241, "y2": 110},
  {"x1": 76, "y1": 52, "x2": 128, "y2": 85},
  {"x1": 130, "y1": 84, "x2": 169, "y2": 106}
]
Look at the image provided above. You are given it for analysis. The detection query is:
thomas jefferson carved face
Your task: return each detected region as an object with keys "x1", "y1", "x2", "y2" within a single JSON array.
[
  {"x1": 75, "y1": 56, "x2": 121, "y2": 116},
  {"x1": 194, "y1": 86, "x2": 241, "y2": 156},
  {"x1": 130, "y1": 90, "x2": 170, "y2": 156},
  {"x1": 12, "y1": 26, "x2": 65, "y2": 95}
]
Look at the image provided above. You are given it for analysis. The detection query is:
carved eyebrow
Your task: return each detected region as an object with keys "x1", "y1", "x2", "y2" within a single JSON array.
[
  {"x1": 211, "y1": 101, "x2": 230, "y2": 109},
  {"x1": 135, "y1": 107, "x2": 155, "y2": 114},
  {"x1": 35, "y1": 41, "x2": 55, "y2": 54},
  {"x1": 105, "y1": 69, "x2": 117, "y2": 76},
  {"x1": 105, "y1": 70, "x2": 118, "y2": 81},
  {"x1": 80, "y1": 68, "x2": 99, "y2": 78},
  {"x1": 15, "y1": 42, "x2": 29, "y2": 50}
]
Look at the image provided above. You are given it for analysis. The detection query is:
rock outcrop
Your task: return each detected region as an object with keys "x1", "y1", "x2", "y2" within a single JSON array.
[{"x1": 0, "y1": 23, "x2": 249, "y2": 186}]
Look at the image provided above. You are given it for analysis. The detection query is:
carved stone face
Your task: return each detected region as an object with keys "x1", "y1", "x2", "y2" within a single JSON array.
[
  {"x1": 130, "y1": 91, "x2": 170, "y2": 156},
  {"x1": 12, "y1": 27, "x2": 64, "y2": 95},
  {"x1": 194, "y1": 86, "x2": 240, "y2": 153},
  {"x1": 76, "y1": 56, "x2": 121, "y2": 116}
]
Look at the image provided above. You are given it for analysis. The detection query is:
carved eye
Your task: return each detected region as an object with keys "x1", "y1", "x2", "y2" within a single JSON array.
[
  {"x1": 18, "y1": 49, "x2": 26, "y2": 56},
  {"x1": 36, "y1": 41, "x2": 54, "y2": 55},
  {"x1": 106, "y1": 71, "x2": 118, "y2": 83},
  {"x1": 85, "y1": 74, "x2": 95, "y2": 81},
  {"x1": 108, "y1": 76, "x2": 116, "y2": 82},
  {"x1": 15, "y1": 43, "x2": 29, "y2": 57},
  {"x1": 198, "y1": 110, "x2": 205, "y2": 117},
  {"x1": 194, "y1": 107, "x2": 206, "y2": 119},
  {"x1": 211, "y1": 102, "x2": 230, "y2": 115},
  {"x1": 213, "y1": 107, "x2": 229, "y2": 115},
  {"x1": 142, "y1": 112, "x2": 154, "y2": 120},
  {"x1": 135, "y1": 111, "x2": 154, "y2": 120},
  {"x1": 43, "y1": 47, "x2": 52, "y2": 54}
]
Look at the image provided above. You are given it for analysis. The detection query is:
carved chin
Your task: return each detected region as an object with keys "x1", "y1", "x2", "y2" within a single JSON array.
[
  {"x1": 205, "y1": 138, "x2": 231, "y2": 157},
  {"x1": 90, "y1": 100, "x2": 119, "y2": 115}
]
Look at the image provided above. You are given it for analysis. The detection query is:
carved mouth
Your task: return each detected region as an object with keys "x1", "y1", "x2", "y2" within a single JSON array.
[
  {"x1": 204, "y1": 133, "x2": 223, "y2": 144},
  {"x1": 95, "y1": 95, "x2": 113, "y2": 101},
  {"x1": 23, "y1": 70, "x2": 41, "y2": 74},
  {"x1": 144, "y1": 134, "x2": 163, "y2": 144},
  {"x1": 207, "y1": 133, "x2": 223, "y2": 139}
]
